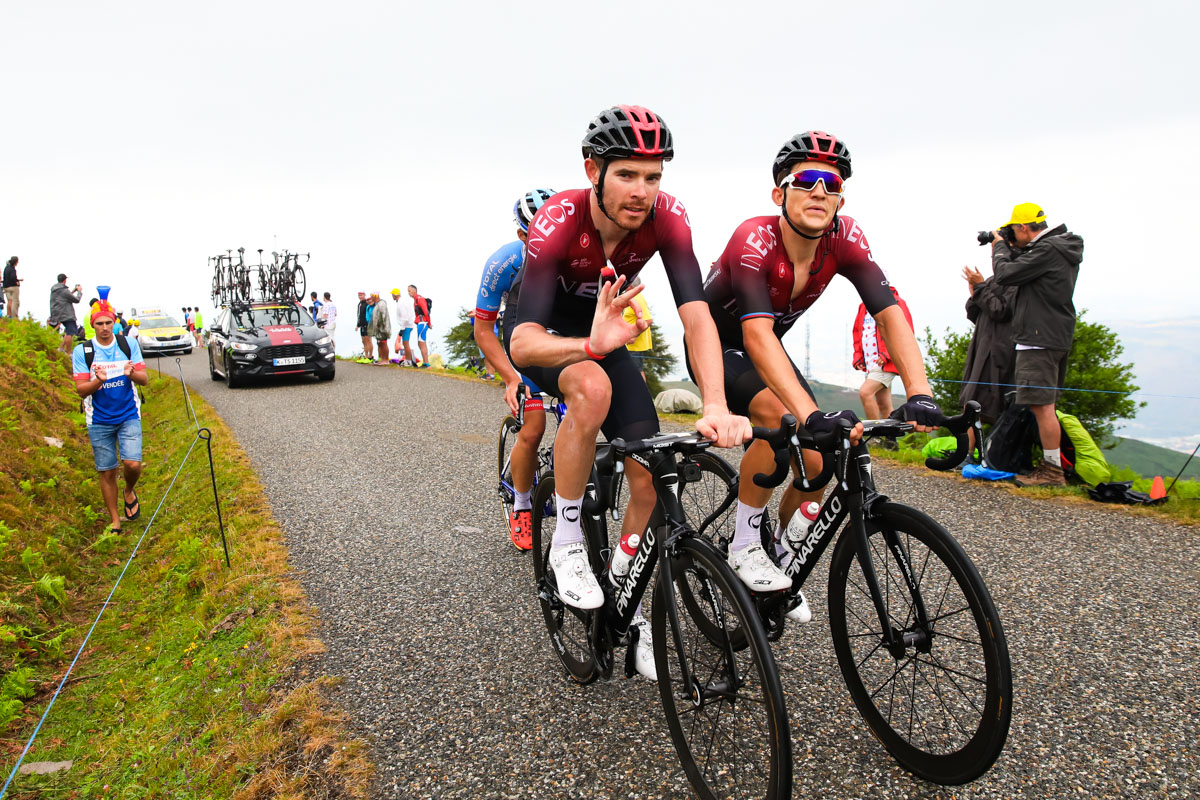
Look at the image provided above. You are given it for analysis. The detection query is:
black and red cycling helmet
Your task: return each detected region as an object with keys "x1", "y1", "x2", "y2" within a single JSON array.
[
  {"x1": 773, "y1": 131, "x2": 852, "y2": 185},
  {"x1": 582, "y1": 105, "x2": 674, "y2": 161}
]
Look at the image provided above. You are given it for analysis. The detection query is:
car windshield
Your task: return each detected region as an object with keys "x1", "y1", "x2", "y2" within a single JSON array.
[
  {"x1": 231, "y1": 306, "x2": 310, "y2": 330},
  {"x1": 139, "y1": 316, "x2": 180, "y2": 328}
]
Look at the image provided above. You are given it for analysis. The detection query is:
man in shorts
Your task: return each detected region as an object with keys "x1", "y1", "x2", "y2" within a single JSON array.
[
  {"x1": 192, "y1": 306, "x2": 204, "y2": 347},
  {"x1": 49, "y1": 274, "x2": 83, "y2": 353},
  {"x1": 369, "y1": 292, "x2": 391, "y2": 364},
  {"x1": 692, "y1": 131, "x2": 943, "y2": 620},
  {"x1": 852, "y1": 286, "x2": 913, "y2": 419},
  {"x1": 355, "y1": 290, "x2": 373, "y2": 361},
  {"x1": 407, "y1": 285, "x2": 431, "y2": 367},
  {"x1": 72, "y1": 301, "x2": 148, "y2": 533},
  {"x1": 474, "y1": 188, "x2": 556, "y2": 549},
  {"x1": 318, "y1": 291, "x2": 337, "y2": 341},
  {"x1": 507, "y1": 106, "x2": 750, "y2": 678},
  {"x1": 990, "y1": 203, "x2": 1084, "y2": 487}
]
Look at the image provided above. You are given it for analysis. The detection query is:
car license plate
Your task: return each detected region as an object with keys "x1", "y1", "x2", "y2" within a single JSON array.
[{"x1": 273, "y1": 356, "x2": 305, "y2": 366}]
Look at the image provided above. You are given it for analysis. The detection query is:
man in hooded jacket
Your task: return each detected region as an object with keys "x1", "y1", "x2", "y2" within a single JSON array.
[{"x1": 991, "y1": 203, "x2": 1084, "y2": 487}]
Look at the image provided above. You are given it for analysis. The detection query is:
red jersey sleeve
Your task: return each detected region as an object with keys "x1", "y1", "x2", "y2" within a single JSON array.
[
  {"x1": 652, "y1": 192, "x2": 706, "y2": 308},
  {"x1": 832, "y1": 217, "x2": 896, "y2": 316},
  {"x1": 727, "y1": 218, "x2": 779, "y2": 322}
]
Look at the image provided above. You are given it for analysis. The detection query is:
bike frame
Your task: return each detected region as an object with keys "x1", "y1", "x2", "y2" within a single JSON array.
[{"x1": 778, "y1": 434, "x2": 933, "y2": 652}]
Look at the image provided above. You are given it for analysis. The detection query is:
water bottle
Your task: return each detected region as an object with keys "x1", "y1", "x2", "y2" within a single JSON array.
[
  {"x1": 608, "y1": 532, "x2": 640, "y2": 586},
  {"x1": 782, "y1": 502, "x2": 821, "y2": 556}
]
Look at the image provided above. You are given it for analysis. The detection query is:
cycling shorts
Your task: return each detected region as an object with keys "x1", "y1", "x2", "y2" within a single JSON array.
[
  {"x1": 400, "y1": 327, "x2": 413, "y2": 342},
  {"x1": 685, "y1": 339, "x2": 814, "y2": 418},
  {"x1": 505, "y1": 327, "x2": 657, "y2": 442},
  {"x1": 417, "y1": 322, "x2": 429, "y2": 342}
]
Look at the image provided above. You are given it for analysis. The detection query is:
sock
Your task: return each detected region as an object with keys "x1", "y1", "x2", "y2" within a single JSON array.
[
  {"x1": 552, "y1": 492, "x2": 584, "y2": 548},
  {"x1": 1043, "y1": 448, "x2": 1062, "y2": 467},
  {"x1": 514, "y1": 489, "x2": 532, "y2": 512},
  {"x1": 732, "y1": 501, "x2": 766, "y2": 553}
]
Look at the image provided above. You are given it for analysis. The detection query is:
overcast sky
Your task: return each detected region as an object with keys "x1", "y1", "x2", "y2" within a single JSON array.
[{"x1": 5, "y1": 2, "x2": 1198, "y2": 420}]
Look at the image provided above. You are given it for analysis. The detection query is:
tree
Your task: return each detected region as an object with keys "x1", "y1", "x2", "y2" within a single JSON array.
[
  {"x1": 444, "y1": 307, "x2": 480, "y2": 368},
  {"x1": 640, "y1": 318, "x2": 677, "y2": 398},
  {"x1": 922, "y1": 310, "x2": 1143, "y2": 445}
]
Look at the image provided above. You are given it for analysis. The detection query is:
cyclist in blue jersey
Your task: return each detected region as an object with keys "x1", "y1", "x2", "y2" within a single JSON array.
[{"x1": 475, "y1": 189, "x2": 556, "y2": 550}]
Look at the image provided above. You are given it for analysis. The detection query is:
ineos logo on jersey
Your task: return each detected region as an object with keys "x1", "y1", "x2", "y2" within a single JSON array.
[
  {"x1": 557, "y1": 276, "x2": 600, "y2": 298},
  {"x1": 526, "y1": 197, "x2": 578, "y2": 257}
]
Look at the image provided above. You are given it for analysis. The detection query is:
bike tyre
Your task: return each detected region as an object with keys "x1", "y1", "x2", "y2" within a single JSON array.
[
  {"x1": 497, "y1": 415, "x2": 520, "y2": 530},
  {"x1": 827, "y1": 501, "x2": 1012, "y2": 785},
  {"x1": 530, "y1": 474, "x2": 598, "y2": 685},
  {"x1": 653, "y1": 536, "x2": 791, "y2": 800}
]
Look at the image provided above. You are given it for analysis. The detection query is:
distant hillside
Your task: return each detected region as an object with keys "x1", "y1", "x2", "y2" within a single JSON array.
[
  {"x1": 1107, "y1": 437, "x2": 1200, "y2": 481},
  {"x1": 663, "y1": 379, "x2": 1199, "y2": 481}
]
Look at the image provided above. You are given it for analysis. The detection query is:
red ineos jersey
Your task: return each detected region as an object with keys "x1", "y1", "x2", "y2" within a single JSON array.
[
  {"x1": 704, "y1": 214, "x2": 895, "y2": 349},
  {"x1": 511, "y1": 188, "x2": 705, "y2": 334}
]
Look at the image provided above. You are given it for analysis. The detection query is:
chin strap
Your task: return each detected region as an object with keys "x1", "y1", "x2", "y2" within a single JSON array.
[
  {"x1": 780, "y1": 187, "x2": 839, "y2": 273},
  {"x1": 594, "y1": 160, "x2": 619, "y2": 224}
]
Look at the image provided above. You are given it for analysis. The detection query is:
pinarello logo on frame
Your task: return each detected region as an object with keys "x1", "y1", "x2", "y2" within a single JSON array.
[{"x1": 580, "y1": 233, "x2": 590, "y2": 248}]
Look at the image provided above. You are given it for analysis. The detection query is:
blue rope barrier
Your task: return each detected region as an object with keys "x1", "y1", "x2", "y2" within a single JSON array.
[
  {"x1": 927, "y1": 377, "x2": 1199, "y2": 401},
  {"x1": 0, "y1": 433, "x2": 203, "y2": 797}
]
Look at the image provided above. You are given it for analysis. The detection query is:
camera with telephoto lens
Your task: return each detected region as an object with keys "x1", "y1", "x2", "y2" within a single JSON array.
[{"x1": 976, "y1": 227, "x2": 1016, "y2": 247}]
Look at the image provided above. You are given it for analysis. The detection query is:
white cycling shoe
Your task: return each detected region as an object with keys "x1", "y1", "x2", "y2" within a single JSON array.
[
  {"x1": 729, "y1": 544, "x2": 792, "y2": 593},
  {"x1": 630, "y1": 614, "x2": 657, "y2": 681},
  {"x1": 549, "y1": 544, "x2": 604, "y2": 610},
  {"x1": 785, "y1": 590, "x2": 813, "y2": 623}
]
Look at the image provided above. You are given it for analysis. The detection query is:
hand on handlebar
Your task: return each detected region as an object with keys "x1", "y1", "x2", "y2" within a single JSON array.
[
  {"x1": 806, "y1": 409, "x2": 864, "y2": 445},
  {"x1": 695, "y1": 409, "x2": 752, "y2": 449},
  {"x1": 889, "y1": 394, "x2": 944, "y2": 432}
]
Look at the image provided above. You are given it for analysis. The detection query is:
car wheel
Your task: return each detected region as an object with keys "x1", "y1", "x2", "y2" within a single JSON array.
[
  {"x1": 209, "y1": 350, "x2": 221, "y2": 381},
  {"x1": 224, "y1": 354, "x2": 242, "y2": 388}
]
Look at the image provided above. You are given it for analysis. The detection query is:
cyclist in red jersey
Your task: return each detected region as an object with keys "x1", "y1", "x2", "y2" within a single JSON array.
[
  {"x1": 690, "y1": 131, "x2": 943, "y2": 621},
  {"x1": 507, "y1": 106, "x2": 751, "y2": 679}
]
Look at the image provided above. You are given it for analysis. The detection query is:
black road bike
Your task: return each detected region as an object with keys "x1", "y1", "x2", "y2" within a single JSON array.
[
  {"x1": 731, "y1": 404, "x2": 1012, "y2": 785},
  {"x1": 532, "y1": 429, "x2": 793, "y2": 800}
]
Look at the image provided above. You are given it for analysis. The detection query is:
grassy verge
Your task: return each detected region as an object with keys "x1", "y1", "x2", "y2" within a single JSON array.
[
  {"x1": 0, "y1": 318, "x2": 371, "y2": 798},
  {"x1": 869, "y1": 433, "x2": 1200, "y2": 526}
]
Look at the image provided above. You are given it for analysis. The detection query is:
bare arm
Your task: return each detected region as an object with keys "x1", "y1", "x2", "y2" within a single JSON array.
[
  {"x1": 678, "y1": 301, "x2": 729, "y2": 414},
  {"x1": 742, "y1": 318, "x2": 820, "y2": 422}
]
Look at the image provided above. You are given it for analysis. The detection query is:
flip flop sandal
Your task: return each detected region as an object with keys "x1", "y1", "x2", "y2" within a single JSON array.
[{"x1": 123, "y1": 491, "x2": 140, "y2": 521}]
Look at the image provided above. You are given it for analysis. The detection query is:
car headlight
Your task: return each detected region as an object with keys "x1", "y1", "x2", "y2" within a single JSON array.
[
  {"x1": 230, "y1": 341, "x2": 258, "y2": 352},
  {"x1": 314, "y1": 335, "x2": 331, "y2": 345}
]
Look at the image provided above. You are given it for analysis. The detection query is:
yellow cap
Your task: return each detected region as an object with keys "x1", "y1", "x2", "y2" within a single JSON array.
[
  {"x1": 391, "y1": 287, "x2": 401, "y2": 295},
  {"x1": 1001, "y1": 203, "x2": 1046, "y2": 228}
]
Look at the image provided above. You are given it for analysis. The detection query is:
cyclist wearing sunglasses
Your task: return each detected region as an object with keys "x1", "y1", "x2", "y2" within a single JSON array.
[
  {"x1": 506, "y1": 105, "x2": 750, "y2": 677},
  {"x1": 474, "y1": 188, "x2": 556, "y2": 550},
  {"x1": 692, "y1": 131, "x2": 942, "y2": 616}
]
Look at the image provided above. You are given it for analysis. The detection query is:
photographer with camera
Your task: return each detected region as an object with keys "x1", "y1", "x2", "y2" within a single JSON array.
[{"x1": 986, "y1": 203, "x2": 1084, "y2": 487}]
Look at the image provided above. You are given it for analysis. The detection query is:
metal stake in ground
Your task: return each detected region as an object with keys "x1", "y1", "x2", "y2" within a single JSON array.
[
  {"x1": 200, "y1": 427, "x2": 231, "y2": 568},
  {"x1": 1166, "y1": 440, "x2": 1200, "y2": 496}
]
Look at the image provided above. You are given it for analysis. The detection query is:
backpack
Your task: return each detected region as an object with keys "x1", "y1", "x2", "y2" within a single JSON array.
[
  {"x1": 1056, "y1": 411, "x2": 1110, "y2": 486},
  {"x1": 982, "y1": 402, "x2": 1039, "y2": 474},
  {"x1": 423, "y1": 297, "x2": 433, "y2": 313}
]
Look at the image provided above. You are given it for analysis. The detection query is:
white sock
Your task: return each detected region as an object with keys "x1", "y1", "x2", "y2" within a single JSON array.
[
  {"x1": 552, "y1": 492, "x2": 584, "y2": 548},
  {"x1": 732, "y1": 501, "x2": 766, "y2": 554},
  {"x1": 1043, "y1": 448, "x2": 1061, "y2": 467},
  {"x1": 514, "y1": 489, "x2": 532, "y2": 512}
]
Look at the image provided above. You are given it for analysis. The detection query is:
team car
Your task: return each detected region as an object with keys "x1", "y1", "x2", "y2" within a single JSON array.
[
  {"x1": 207, "y1": 301, "x2": 335, "y2": 387},
  {"x1": 131, "y1": 308, "x2": 192, "y2": 356}
]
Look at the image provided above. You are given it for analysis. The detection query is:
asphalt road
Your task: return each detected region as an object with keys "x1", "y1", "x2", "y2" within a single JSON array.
[{"x1": 177, "y1": 352, "x2": 1199, "y2": 800}]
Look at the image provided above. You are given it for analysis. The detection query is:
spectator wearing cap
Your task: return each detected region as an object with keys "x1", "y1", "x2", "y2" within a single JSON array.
[
  {"x1": 356, "y1": 290, "x2": 373, "y2": 361},
  {"x1": 991, "y1": 202, "x2": 1084, "y2": 487},
  {"x1": 368, "y1": 292, "x2": 391, "y2": 364},
  {"x1": 49, "y1": 273, "x2": 83, "y2": 353},
  {"x1": 72, "y1": 300, "x2": 148, "y2": 533},
  {"x1": 3, "y1": 256, "x2": 21, "y2": 318}
]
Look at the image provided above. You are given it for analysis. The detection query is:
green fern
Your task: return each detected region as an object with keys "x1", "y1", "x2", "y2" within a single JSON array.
[{"x1": 35, "y1": 573, "x2": 67, "y2": 606}]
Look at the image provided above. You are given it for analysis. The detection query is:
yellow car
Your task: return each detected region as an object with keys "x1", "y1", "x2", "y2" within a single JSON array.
[{"x1": 131, "y1": 308, "x2": 192, "y2": 356}]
